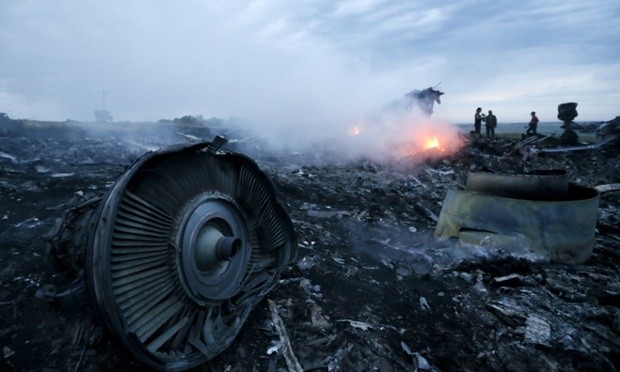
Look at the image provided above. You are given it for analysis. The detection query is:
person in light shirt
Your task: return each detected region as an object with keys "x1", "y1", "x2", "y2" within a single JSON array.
[{"x1": 474, "y1": 107, "x2": 483, "y2": 136}]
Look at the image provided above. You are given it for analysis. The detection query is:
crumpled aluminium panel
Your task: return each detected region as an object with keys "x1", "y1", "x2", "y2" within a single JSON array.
[{"x1": 435, "y1": 171, "x2": 598, "y2": 264}]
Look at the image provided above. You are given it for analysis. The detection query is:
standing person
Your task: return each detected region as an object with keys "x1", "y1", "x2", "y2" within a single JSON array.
[
  {"x1": 526, "y1": 111, "x2": 539, "y2": 135},
  {"x1": 485, "y1": 110, "x2": 497, "y2": 141},
  {"x1": 474, "y1": 107, "x2": 483, "y2": 136}
]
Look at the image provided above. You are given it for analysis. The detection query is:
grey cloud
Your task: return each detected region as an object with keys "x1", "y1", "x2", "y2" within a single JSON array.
[{"x1": 0, "y1": 0, "x2": 619, "y2": 124}]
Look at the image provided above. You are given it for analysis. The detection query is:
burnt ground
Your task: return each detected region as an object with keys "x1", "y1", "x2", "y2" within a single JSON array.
[{"x1": 1, "y1": 122, "x2": 619, "y2": 371}]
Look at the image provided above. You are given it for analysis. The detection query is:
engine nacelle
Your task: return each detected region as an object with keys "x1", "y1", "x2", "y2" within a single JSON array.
[{"x1": 44, "y1": 137, "x2": 297, "y2": 370}]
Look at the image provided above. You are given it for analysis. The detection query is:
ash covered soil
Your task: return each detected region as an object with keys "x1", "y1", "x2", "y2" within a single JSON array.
[{"x1": 1, "y1": 122, "x2": 619, "y2": 371}]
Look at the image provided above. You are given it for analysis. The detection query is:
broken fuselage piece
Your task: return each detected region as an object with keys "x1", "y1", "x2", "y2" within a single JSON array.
[{"x1": 435, "y1": 170, "x2": 598, "y2": 264}]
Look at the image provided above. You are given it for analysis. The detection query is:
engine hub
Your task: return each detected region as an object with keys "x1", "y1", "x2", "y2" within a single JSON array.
[{"x1": 178, "y1": 196, "x2": 250, "y2": 303}]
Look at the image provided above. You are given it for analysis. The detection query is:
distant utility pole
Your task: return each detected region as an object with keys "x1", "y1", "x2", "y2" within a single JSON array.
[
  {"x1": 100, "y1": 88, "x2": 108, "y2": 110},
  {"x1": 95, "y1": 88, "x2": 113, "y2": 122}
]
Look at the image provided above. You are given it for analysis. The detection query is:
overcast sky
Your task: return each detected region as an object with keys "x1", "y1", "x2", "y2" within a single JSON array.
[{"x1": 1, "y1": 0, "x2": 619, "y2": 126}]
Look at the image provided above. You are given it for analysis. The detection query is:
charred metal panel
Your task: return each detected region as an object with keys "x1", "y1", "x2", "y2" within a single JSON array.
[
  {"x1": 436, "y1": 171, "x2": 598, "y2": 264},
  {"x1": 45, "y1": 137, "x2": 297, "y2": 370},
  {"x1": 466, "y1": 170, "x2": 569, "y2": 201}
]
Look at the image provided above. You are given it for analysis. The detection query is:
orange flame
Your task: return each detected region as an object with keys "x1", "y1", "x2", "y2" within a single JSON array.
[
  {"x1": 424, "y1": 136, "x2": 440, "y2": 150},
  {"x1": 393, "y1": 119, "x2": 464, "y2": 159},
  {"x1": 342, "y1": 116, "x2": 463, "y2": 163}
]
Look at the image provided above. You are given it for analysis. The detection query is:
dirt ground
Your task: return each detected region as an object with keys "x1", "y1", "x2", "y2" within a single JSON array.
[{"x1": 1, "y1": 121, "x2": 619, "y2": 371}]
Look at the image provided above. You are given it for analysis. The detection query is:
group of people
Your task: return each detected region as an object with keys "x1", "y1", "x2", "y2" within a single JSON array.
[
  {"x1": 473, "y1": 108, "x2": 539, "y2": 140},
  {"x1": 474, "y1": 107, "x2": 497, "y2": 140}
]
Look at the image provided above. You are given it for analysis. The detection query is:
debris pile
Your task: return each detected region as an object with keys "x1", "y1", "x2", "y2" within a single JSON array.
[
  {"x1": 558, "y1": 102, "x2": 579, "y2": 144},
  {"x1": 0, "y1": 121, "x2": 619, "y2": 370},
  {"x1": 598, "y1": 116, "x2": 620, "y2": 139}
]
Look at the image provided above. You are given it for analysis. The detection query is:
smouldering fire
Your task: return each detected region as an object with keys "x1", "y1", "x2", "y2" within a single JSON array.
[
  {"x1": 424, "y1": 136, "x2": 440, "y2": 150},
  {"x1": 393, "y1": 119, "x2": 464, "y2": 159},
  {"x1": 340, "y1": 116, "x2": 463, "y2": 163}
]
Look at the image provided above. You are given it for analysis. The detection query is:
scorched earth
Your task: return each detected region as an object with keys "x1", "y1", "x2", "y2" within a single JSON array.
[{"x1": 0, "y1": 119, "x2": 619, "y2": 371}]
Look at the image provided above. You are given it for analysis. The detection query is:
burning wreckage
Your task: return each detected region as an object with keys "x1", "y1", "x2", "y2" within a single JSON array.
[{"x1": 1, "y1": 111, "x2": 620, "y2": 370}]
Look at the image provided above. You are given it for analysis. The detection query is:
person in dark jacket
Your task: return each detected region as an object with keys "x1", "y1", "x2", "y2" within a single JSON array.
[{"x1": 485, "y1": 110, "x2": 497, "y2": 140}]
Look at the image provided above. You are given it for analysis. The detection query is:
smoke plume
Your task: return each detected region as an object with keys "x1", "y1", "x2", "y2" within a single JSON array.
[{"x1": 239, "y1": 92, "x2": 465, "y2": 165}]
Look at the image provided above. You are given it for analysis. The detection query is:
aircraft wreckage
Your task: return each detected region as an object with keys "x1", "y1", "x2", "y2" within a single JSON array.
[
  {"x1": 42, "y1": 137, "x2": 297, "y2": 370},
  {"x1": 435, "y1": 170, "x2": 599, "y2": 264},
  {"x1": 3, "y1": 107, "x2": 618, "y2": 370}
]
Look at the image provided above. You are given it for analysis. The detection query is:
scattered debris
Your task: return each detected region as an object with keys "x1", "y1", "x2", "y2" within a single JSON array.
[
  {"x1": 266, "y1": 340, "x2": 282, "y2": 355},
  {"x1": 268, "y1": 300, "x2": 303, "y2": 372},
  {"x1": 0, "y1": 120, "x2": 619, "y2": 370},
  {"x1": 595, "y1": 183, "x2": 620, "y2": 193},
  {"x1": 493, "y1": 273, "x2": 526, "y2": 287},
  {"x1": 540, "y1": 134, "x2": 619, "y2": 153},
  {"x1": 308, "y1": 301, "x2": 331, "y2": 329},
  {"x1": 337, "y1": 319, "x2": 375, "y2": 331},
  {"x1": 524, "y1": 315, "x2": 551, "y2": 346},
  {"x1": 414, "y1": 353, "x2": 432, "y2": 370},
  {"x1": 306, "y1": 209, "x2": 352, "y2": 218},
  {"x1": 0, "y1": 151, "x2": 17, "y2": 163},
  {"x1": 3, "y1": 345, "x2": 15, "y2": 359},
  {"x1": 473, "y1": 274, "x2": 488, "y2": 295},
  {"x1": 50, "y1": 172, "x2": 75, "y2": 178},
  {"x1": 419, "y1": 296, "x2": 430, "y2": 311}
]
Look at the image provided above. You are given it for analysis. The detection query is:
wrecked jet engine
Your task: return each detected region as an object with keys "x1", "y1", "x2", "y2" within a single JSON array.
[
  {"x1": 435, "y1": 170, "x2": 598, "y2": 264},
  {"x1": 43, "y1": 137, "x2": 297, "y2": 370}
]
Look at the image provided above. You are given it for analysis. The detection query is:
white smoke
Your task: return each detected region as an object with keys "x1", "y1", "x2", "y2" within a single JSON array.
[{"x1": 238, "y1": 93, "x2": 465, "y2": 164}]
